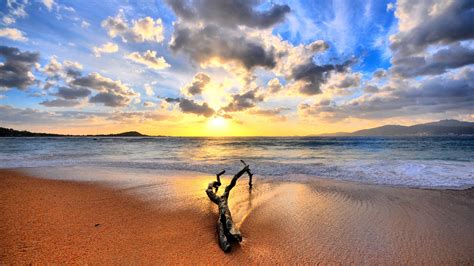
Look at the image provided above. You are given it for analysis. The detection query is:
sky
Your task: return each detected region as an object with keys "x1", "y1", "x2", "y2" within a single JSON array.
[{"x1": 0, "y1": 0, "x2": 473, "y2": 136}]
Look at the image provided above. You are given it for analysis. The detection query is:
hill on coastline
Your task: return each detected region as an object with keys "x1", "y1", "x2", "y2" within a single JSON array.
[
  {"x1": 0, "y1": 127, "x2": 149, "y2": 137},
  {"x1": 320, "y1": 119, "x2": 474, "y2": 136}
]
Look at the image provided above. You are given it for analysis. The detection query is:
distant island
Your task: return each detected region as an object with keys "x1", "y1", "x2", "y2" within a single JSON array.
[
  {"x1": 0, "y1": 127, "x2": 150, "y2": 137},
  {"x1": 320, "y1": 119, "x2": 474, "y2": 136}
]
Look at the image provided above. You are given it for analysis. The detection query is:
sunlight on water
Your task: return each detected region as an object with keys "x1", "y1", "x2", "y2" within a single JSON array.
[{"x1": 1, "y1": 136, "x2": 473, "y2": 188}]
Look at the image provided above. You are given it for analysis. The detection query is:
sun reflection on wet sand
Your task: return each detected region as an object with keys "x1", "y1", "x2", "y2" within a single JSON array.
[{"x1": 16, "y1": 166, "x2": 474, "y2": 264}]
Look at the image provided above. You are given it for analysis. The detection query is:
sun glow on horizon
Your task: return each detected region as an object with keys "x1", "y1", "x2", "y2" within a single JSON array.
[{"x1": 208, "y1": 116, "x2": 228, "y2": 129}]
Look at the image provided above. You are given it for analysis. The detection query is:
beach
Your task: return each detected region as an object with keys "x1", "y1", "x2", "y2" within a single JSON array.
[{"x1": 1, "y1": 168, "x2": 473, "y2": 264}]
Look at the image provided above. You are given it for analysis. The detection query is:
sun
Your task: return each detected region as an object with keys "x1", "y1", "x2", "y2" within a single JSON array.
[{"x1": 209, "y1": 116, "x2": 228, "y2": 128}]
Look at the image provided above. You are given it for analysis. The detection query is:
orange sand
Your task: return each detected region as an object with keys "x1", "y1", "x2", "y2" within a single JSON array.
[{"x1": 1, "y1": 169, "x2": 473, "y2": 264}]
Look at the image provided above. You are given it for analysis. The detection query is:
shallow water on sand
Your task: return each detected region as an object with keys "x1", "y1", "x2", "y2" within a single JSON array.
[{"x1": 10, "y1": 166, "x2": 474, "y2": 264}]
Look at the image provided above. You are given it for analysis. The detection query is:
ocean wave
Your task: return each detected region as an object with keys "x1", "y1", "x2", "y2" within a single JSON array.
[{"x1": 1, "y1": 136, "x2": 473, "y2": 188}]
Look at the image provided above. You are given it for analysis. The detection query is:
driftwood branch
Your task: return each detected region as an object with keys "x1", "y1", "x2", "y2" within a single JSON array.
[{"x1": 205, "y1": 162, "x2": 253, "y2": 252}]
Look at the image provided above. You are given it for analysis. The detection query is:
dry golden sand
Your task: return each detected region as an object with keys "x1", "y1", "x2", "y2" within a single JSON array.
[{"x1": 1, "y1": 169, "x2": 473, "y2": 264}]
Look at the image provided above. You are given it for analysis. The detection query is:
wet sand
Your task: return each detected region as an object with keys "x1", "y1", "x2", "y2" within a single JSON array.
[{"x1": 1, "y1": 169, "x2": 473, "y2": 264}]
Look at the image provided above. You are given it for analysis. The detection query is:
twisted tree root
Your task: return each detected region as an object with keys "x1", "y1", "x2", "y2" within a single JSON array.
[{"x1": 205, "y1": 161, "x2": 253, "y2": 252}]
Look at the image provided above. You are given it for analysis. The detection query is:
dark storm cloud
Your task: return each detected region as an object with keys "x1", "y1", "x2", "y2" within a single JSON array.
[
  {"x1": 290, "y1": 58, "x2": 354, "y2": 95},
  {"x1": 54, "y1": 86, "x2": 91, "y2": 100},
  {"x1": 166, "y1": 0, "x2": 290, "y2": 29},
  {"x1": 40, "y1": 99, "x2": 81, "y2": 107},
  {"x1": 392, "y1": 43, "x2": 474, "y2": 77},
  {"x1": 165, "y1": 97, "x2": 215, "y2": 117},
  {"x1": 222, "y1": 89, "x2": 264, "y2": 112},
  {"x1": 391, "y1": 0, "x2": 474, "y2": 56},
  {"x1": 170, "y1": 24, "x2": 276, "y2": 70},
  {"x1": 0, "y1": 46, "x2": 39, "y2": 90}
]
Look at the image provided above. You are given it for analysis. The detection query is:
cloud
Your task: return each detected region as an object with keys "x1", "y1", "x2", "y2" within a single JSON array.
[
  {"x1": 54, "y1": 86, "x2": 91, "y2": 99},
  {"x1": 170, "y1": 24, "x2": 276, "y2": 71},
  {"x1": 306, "y1": 40, "x2": 329, "y2": 53},
  {"x1": 256, "y1": 35, "x2": 353, "y2": 96},
  {"x1": 125, "y1": 50, "x2": 170, "y2": 70},
  {"x1": 42, "y1": 0, "x2": 55, "y2": 11},
  {"x1": 166, "y1": 0, "x2": 290, "y2": 29},
  {"x1": 0, "y1": 105, "x2": 57, "y2": 124},
  {"x1": 0, "y1": 46, "x2": 39, "y2": 90},
  {"x1": 0, "y1": 105, "x2": 95, "y2": 125},
  {"x1": 0, "y1": 28, "x2": 27, "y2": 41},
  {"x1": 2, "y1": 0, "x2": 28, "y2": 25},
  {"x1": 144, "y1": 84, "x2": 154, "y2": 96},
  {"x1": 107, "y1": 111, "x2": 168, "y2": 122},
  {"x1": 166, "y1": 0, "x2": 351, "y2": 104},
  {"x1": 40, "y1": 98, "x2": 80, "y2": 107},
  {"x1": 390, "y1": 0, "x2": 474, "y2": 57},
  {"x1": 386, "y1": 3, "x2": 395, "y2": 12},
  {"x1": 364, "y1": 85, "x2": 379, "y2": 93},
  {"x1": 81, "y1": 20, "x2": 90, "y2": 28},
  {"x1": 101, "y1": 12, "x2": 164, "y2": 43},
  {"x1": 43, "y1": 57, "x2": 62, "y2": 78},
  {"x1": 42, "y1": 56, "x2": 83, "y2": 82},
  {"x1": 166, "y1": 0, "x2": 293, "y2": 76},
  {"x1": 392, "y1": 43, "x2": 474, "y2": 77},
  {"x1": 89, "y1": 92, "x2": 133, "y2": 107},
  {"x1": 143, "y1": 101, "x2": 156, "y2": 107},
  {"x1": 222, "y1": 89, "x2": 265, "y2": 112},
  {"x1": 266, "y1": 78, "x2": 283, "y2": 94},
  {"x1": 373, "y1": 69, "x2": 387, "y2": 79},
  {"x1": 179, "y1": 98, "x2": 215, "y2": 117},
  {"x1": 299, "y1": 68, "x2": 474, "y2": 120},
  {"x1": 0, "y1": 105, "x2": 169, "y2": 126},
  {"x1": 71, "y1": 72, "x2": 137, "y2": 107},
  {"x1": 248, "y1": 107, "x2": 289, "y2": 121},
  {"x1": 183, "y1": 72, "x2": 210, "y2": 96},
  {"x1": 288, "y1": 58, "x2": 354, "y2": 95},
  {"x1": 327, "y1": 72, "x2": 361, "y2": 90},
  {"x1": 248, "y1": 108, "x2": 285, "y2": 116},
  {"x1": 92, "y1": 42, "x2": 119, "y2": 57},
  {"x1": 165, "y1": 97, "x2": 215, "y2": 117},
  {"x1": 40, "y1": 61, "x2": 136, "y2": 108}
]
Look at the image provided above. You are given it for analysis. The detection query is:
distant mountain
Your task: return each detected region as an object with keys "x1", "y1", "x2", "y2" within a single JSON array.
[
  {"x1": 91, "y1": 131, "x2": 146, "y2": 137},
  {"x1": 0, "y1": 127, "x2": 149, "y2": 137},
  {"x1": 0, "y1": 127, "x2": 62, "y2": 137},
  {"x1": 321, "y1": 120, "x2": 474, "y2": 136}
]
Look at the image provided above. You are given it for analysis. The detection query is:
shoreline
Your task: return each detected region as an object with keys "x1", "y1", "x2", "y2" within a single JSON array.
[
  {"x1": 1, "y1": 168, "x2": 473, "y2": 264},
  {"x1": 8, "y1": 165, "x2": 474, "y2": 191}
]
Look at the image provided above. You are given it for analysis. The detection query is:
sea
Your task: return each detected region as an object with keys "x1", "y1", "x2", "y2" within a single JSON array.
[{"x1": 0, "y1": 136, "x2": 473, "y2": 189}]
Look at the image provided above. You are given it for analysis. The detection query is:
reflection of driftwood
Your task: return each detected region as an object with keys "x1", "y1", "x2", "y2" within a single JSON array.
[{"x1": 206, "y1": 161, "x2": 253, "y2": 252}]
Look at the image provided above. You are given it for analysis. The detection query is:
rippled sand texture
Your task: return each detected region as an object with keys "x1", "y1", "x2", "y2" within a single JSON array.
[{"x1": 1, "y1": 169, "x2": 473, "y2": 264}]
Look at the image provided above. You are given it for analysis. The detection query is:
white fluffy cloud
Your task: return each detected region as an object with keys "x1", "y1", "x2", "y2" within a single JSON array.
[
  {"x1": 0, "y1": 28, "x2": 27, "y2": 42},
  {"x1": 92, "y1": 42, "x2": 119, "y2": 57},
  {"x1": 101, "y1": 12, "x2": 165, "y2": 43},
  {"x1": 42, "y1": 0, "x2": 55, "y2": 11},
  {"x1": 125, "y1": 50, "x2": 170, "y2": 70}
]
